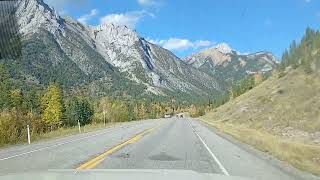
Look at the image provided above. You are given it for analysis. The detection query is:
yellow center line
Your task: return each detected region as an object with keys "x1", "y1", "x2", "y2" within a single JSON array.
[{"x1": 76, "y1": 121, "x2": 165, "y2": 170}]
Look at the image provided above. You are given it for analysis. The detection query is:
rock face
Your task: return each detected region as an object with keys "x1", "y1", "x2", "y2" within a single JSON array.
[
  {"x1": 185, "y1": 43, "x2": 279, "y2": 90},
  {"x1": 13, "y1": 0, "x2": 125, "y2": 95},
  {"x1": 6, "y1": 0, "x2": 222, "y2": 98},
  {"x1": 1, "y1": 0, "x2": 278, "y2": 99},
  {"x1": 89, "y1": 24, "x2": 221, "y2": 95}
]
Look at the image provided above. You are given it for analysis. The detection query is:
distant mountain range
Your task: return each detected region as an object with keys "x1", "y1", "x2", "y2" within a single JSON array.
[
  {"x1": 0, "y1": 0, "x2": 279, "y2": 101},
  {"x1": 185, "y1": 43, "x2": 279, "y2": 90}
]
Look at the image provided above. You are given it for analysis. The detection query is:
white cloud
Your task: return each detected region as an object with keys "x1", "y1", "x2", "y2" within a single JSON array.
[
  {"x1": 138, "y1": 0, "x2": 157, "y2": 6},
  {"x1": 100, "y1": 11, "x2": 153, "y2": 28},
  {"x1": 149, "y1": 38, "x2": 214, "y2": 51},
  {"x1": 195, "y1": 40, "x2": 213, "y2": 47},
  {"x1": 77, "y1": 9, "x2": 98, "y2": 24}
]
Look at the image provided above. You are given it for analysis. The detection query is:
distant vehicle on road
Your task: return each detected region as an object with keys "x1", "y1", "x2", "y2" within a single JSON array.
[
  {"x1": 164, "y1": 114, "x2": 171, "y2": 118},
  {"x1": 176, "y1": 113, "x2": 184, "y2": 118}
]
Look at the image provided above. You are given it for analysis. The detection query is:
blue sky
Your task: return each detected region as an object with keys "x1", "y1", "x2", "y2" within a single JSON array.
[{"x1": 44, "y1": 0, "x2": 320, "y2": 58}]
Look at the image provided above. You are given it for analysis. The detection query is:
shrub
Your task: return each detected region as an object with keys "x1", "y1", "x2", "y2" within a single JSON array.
[{"x1": 0, "y1": 111, "x2": 26, "y2": 145}]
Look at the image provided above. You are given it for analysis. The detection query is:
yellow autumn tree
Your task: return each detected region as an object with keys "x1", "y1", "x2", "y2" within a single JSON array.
[
  {"x1": 10, "y1": 89, "x2": 23, "y2": 113},
  {"x1": 98, "y1": 97, "x2": 112, "y2": 123},
  {"x1": 109, "y1": 100, "x2": 129, "y2": 122},
  {"x1": 151, "y1": 102, "x2": 163, "y2": 118},
  {"x1": 41, "y1": 84, "x2": 63, "y2": 130},
  {"x1": 189, "y1": 104, "x2": 197, "y2": 117},
  {"x1": 133, "y1": 103, "x2": 140, "y2": 120},
  {"x1": 138, "y1": 102, "x2": 148, "y2": 120},
  {"x1": 254, "y1": 72, "x2": 263, "y2": 85}
]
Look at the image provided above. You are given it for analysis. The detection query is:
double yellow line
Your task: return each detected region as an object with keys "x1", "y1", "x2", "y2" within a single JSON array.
[{"x1": 76, "y1": 122, "x2": 164, "y2": 170}]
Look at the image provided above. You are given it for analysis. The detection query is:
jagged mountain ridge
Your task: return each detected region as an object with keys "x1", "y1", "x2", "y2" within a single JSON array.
[
  {"x1": 88, "y1": 23, "x2": 221, "y2": 95},
  {"x1": 185, "y1": 44, "x2": 279, "y2": 89},
  {"x1": 2, "y1": 0, "x2": 278, "y2": 100},
  {"x1": 8, "y1": 0, "x2": 222, "y2": 98}
]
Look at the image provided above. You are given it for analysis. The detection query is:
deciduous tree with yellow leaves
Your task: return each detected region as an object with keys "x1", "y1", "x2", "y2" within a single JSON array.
[{"x1": 41, "y1": 84, "x2": 63, "y2": 130}]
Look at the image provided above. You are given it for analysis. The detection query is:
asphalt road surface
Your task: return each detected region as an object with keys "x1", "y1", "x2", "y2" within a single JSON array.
[{"x1": 0, "y1": 118, "x2": 318, "y2": 180}]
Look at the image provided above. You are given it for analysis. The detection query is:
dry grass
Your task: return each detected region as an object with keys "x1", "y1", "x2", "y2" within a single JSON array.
[
  {"x1": 0, "y1": 122, "x2": 123, "y2": 149},
  {"x1": 203, "y1": 69, "x2": 320, "y2": 139},
  {"x1": 201, "y1": 120, "x2": 320, "y2": 176},
  {"x1": 31, "y1": 122, "x2": 120, "y2": 142},
  {"x1": 201, "y1": 68, "x2": 320, "y2": 175}
]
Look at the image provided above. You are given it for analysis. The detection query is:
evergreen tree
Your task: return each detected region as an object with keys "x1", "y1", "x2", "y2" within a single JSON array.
[
  {"x1": 10, "y1": 89, "x2": 23, "y2": 110},
  {"x1": 280, "y1": 27, "x2": 320, "y2": 72},
  {"x1": 281, "y1": 50, "x2": 290, "y2": 69},
  {"x1": 65, "y1": 97, "x2": 93, "y2": 126},
  {"x1": 305, "y1": 27, "x2": 316, "y2": 42},
  {"x1": 289, "y1": 40, "x2": 299, "y2": 68},
  {"x1": 0, "y1": 64, "x2": 12, "y2": 110},
  {"x1": 77, "y1": 98, "x2": 94, "y2": 125},
  {"x1": 23, "y1": 86, "x2": 41, "y2": 114}
]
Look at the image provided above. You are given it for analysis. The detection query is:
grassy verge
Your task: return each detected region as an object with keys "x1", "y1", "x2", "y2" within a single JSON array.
[
  {"x1": 0, "y1": 122, "x2": 124, "y2": 149},
  {"x1": 32, "y1": 122, "x2": 121, "y2": 141},
  {"x1": 200, "y1": 119, "x2": 320, "y2": 176}
]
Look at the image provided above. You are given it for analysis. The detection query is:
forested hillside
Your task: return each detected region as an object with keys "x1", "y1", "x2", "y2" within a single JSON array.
[
  {"x1": 0, "y1": 0, "x2": 279, "y2": 147},
  {"x1": 0, "y1": 63, "x2": 201, "y2": 146},
  {"x1": 201, "y1": 27, "x2": 320, "y2": 175},
  {"x1": 280, "y1": 27, "x2": 320, "y2": 72}
]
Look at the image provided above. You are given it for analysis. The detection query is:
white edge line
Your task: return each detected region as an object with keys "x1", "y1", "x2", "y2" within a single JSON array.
[
  {"x1": 0, "y1": 123, "x2": 140, "y2": 161},
  {"x1": 188, "y1": 120, "x2": 230, "y2": 176},
  {"x1": 0, "y1": 131, "x2": 109, "y2": 161}
]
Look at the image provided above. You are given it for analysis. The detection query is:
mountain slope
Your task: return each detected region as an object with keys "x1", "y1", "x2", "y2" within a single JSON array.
[
  {"x1": 185, "y1": 43, "x2": 279, "y2": 90},
  {"x1": 201, "y1": 67, "x2": 320, "y2": 175},
  {"x1": 0, "y1": 0, "x2": 146, "y2": 98},
  {"x1": 1, "y1": 0, "x2": 222, "y2": 99},
  {"x1": 85, "y1": 23, "x2": 221, "y2": 95}
]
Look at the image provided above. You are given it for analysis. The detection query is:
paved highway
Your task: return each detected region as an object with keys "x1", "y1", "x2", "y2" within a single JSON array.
[{"x1": 0, "y1": 118, "x2": 317, "y2": 180}]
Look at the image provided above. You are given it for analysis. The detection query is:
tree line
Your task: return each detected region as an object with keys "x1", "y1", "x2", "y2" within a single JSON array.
[
  {"x1": 280, "y1": 27, "x2": 320, "y2": 73},
  {"x1": 204, "y1": 27, "x2": 320, "y2": 116},
  {"x1": 186, "y1": 72, "x2": 265, "y2": 118},
  {"x1": 0, "y1": 64, "x2": 200, "y2": 146},
  {"x1": 229, "y1": 73, "x2": 264, "y2": 99},
  {"x1": 0, "y1": 64, "x2": 94, "y2": 145},
  {"x1": 215, "y1": 27, "x2": 320, "y2": 112}
]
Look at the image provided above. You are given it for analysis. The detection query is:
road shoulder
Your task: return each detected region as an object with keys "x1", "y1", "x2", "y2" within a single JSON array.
[{"x1": 193, "y1": 119, "x2": 320, "y2": 180}]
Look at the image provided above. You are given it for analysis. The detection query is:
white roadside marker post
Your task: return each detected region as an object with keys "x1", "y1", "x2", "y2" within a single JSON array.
[
  {"x1": 27, "y1": 125, "x2": 31, "y2": 145},
  {"x1": 78, "y1": 120, "x2": 81, "y2": 133},
  {"x1": 103, "y1": 111, "x2": 106, "y2": 127}
]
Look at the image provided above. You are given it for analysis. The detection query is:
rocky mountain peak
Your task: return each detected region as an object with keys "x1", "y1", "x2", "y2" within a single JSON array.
[
  {"x1": 184, "y1": 43, "x2": 278, "y2": 90},
  {"x1": 214, "y1": 43, "x2": 234, "y2": 54},
  {"x1": 90, "y1": 23, "x2": 140, "y2": 45},
  {"x1": 8, "y1": 0, "x2": 272, "y2": 98},
  {"x1": 185, "y1": 45, "x2": 233, "y2": 68},
  {"x1": 16, "y1": 0, "x2": 65, "y2": 35}
]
